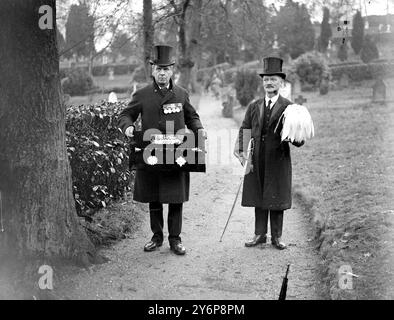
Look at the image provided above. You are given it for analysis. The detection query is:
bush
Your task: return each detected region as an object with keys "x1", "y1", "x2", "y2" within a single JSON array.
[
  {"x1": 360, "y1": 35, "x2": 379, "y2": 64},
  {"x1": 337, "y1": 43, "x2": 348, "y2": 62},
  {"x1": 62, "y1": 68, "x2": 94, "y2": 96},
  {"x1": 66, "y1": 101, "x2": 132, "y2": 216},
  {"x1": 234, "y1": 69, "x2": 259, "y2": 107},
  {"x1": 294, "y1": 51, "x2": 330, "y2": 91}
]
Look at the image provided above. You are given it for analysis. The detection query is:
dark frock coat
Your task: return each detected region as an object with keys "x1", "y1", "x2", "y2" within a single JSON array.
[
  {"x1": 118, "y1": 79, "x2": 203, "y2": 203},
  {"x1": 235, "y1": 95, "x2": 303, "y2": 210}
]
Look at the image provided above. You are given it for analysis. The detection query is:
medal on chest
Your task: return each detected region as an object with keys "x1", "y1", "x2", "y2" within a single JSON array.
[{"x1": 162, "y1": 102, "x2": 183, "y2": 114}]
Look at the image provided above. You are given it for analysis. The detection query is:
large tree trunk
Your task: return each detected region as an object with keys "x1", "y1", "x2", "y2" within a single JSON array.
[
  {"x1": 177, "y1": 0, "x2": 202, "y2": 92},
  {"x1": 0, "y1": 0, "x2": 94, "y2": 267},
  {"x1": 143, "y1": 0, "x2": 153, "y2": 82}
]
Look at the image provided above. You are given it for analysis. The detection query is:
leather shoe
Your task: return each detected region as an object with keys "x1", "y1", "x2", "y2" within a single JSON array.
[
  {"x1": 143, "y1": 240, "x2": 162, "y2": 252},
  {"x1": 245, "y1": 234, "x2": 267, "y2": 247},
  {"x1": 272, "y1": 238, "x2": 287, "y2": 250},
  {"x1": 170, "y1": 241, "x2": 186, "y2": 255}
]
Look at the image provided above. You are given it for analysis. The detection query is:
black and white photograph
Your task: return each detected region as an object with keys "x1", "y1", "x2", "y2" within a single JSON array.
[{"x1": 0, "y1": 0, "x2": 393, "y2": 306}]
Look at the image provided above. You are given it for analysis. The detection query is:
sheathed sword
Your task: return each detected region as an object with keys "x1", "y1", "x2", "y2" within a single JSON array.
[{"x1": 219, "y1": 138, "x2": 255, "y2": 242}]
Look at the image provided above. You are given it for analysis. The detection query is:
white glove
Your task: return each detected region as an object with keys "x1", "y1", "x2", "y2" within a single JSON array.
[{"x1": 125, "y1": 126, "x2": 134, "y2": 137}]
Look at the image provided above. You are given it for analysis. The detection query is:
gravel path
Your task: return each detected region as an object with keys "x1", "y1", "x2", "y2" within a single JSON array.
[{"x1": 57, "y1": 94, "x2": 325, "y2": 300}]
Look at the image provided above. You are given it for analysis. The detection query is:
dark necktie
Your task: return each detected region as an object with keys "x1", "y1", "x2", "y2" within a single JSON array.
[
  {"x1": 161, "y1": 87, "x2": 168, "y2": 95},
  {"x1": 266, "y1": 99, "x2": 272, "y2": 110}
]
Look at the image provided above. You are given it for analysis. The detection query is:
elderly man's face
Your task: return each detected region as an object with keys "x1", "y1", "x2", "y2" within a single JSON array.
[
  {"x1": 262, "y1": 75, "x2": 283, "y2": 95},
  {"x1": 152, "y1": 65, "x2": 174, "y2": 87}
]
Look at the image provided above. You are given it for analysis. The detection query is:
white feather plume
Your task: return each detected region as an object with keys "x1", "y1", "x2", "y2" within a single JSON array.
[{"x1": 279, "y1": 104, "x2": 314, "y2": 143}]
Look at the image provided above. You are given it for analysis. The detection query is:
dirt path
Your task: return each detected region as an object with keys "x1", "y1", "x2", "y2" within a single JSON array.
[{"x1": 57, "y1": 95, "x2": 325, "y2": 300}]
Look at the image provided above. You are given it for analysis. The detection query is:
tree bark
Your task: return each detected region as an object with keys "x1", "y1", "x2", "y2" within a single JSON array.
[
  {"x1": 143, "y1": 0, "x2": 153, "y2": 82},
  {"x1": 0, "y1": 0, "x2": 94, "y2": 266},
  {"x1": 177, "y1": 0, "x2": 202, "y2": 92}
]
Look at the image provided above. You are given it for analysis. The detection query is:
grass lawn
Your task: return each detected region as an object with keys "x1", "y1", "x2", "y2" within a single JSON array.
[{"x1": 290, "y1": 78, "x2": 394, "y2": 299}]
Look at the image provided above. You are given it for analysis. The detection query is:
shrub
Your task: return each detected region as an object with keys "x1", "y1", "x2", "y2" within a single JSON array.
[
  {"x1": 234, "y1": 69, "x2": 259, "y2": 107},
  {"x1": 62, "y1": 68, "x2": 94, "y2": 96},
  {"x1": 360, "y1": 35, "x2": 379, "y2": 64},
  {"x1": 294, "y1": 51, "x2": 330, "y2": 91},
  {"x1": 66, "y1": 101, "x2": 132, "y2": 216},
  {"x1": 337, "y1": 43, "x2": 348, "y2": 62}
]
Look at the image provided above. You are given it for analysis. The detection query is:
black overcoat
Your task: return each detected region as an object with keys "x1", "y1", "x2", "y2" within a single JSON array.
[
  {"x1": 235, "y1": 95, "x2": 303, "y2": 209},
  {"x1": 118, "y1": 79, "x2": 203, "y2": 203}
]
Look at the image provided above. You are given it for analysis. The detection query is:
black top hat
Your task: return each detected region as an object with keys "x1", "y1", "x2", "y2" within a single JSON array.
[
  {"x1": 149, "y1": 45, "x2": 176, "y2": 67},
  {"x1": 258, "y1": 56, "x2": 286, "y2": 79}
]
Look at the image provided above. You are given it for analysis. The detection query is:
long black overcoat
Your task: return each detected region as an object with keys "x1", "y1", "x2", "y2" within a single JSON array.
[
  {"x1": 235, "y1": 95, "x2": 303, "y2": 210},
  {"x1": 118, "y1": 79, "x2": 203, "y2": 203}
]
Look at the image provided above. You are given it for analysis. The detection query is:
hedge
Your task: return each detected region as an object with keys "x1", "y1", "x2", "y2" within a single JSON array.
[
  {"x1": 60, "y1": 63, "x2": 140, "y2": 78},
  {"x1": 66, "y1": 100, "x2": 132, "y2": 216},
  {"x1": 330, "y1": 61, "x2": 394, "y2": 81}
]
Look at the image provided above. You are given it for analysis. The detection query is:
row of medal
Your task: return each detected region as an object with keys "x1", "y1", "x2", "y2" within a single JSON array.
[{"x1": 163, "y1": 103, "x2": 183, "y2": 114}]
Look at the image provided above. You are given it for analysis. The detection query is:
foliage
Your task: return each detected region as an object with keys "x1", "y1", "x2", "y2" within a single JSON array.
[
  {"x1": 319, "y1": 7, "x2": 332, "y2": 53},
  {"x1": 351, "y1": 10, "x2": 364, "y2": 55},
  {"x1": 294, "y1": 51, "x2": 331, "y2": 90},
  {"x1": 64, "y1": 3, "x2": 95, "y2": 59},
  {"x1": 234, "y1": 69, "x2": 259, "y2": 107},
  {"x1": 360, "y1": 35, "x2": 379, "y2": 63},
  {"x1": 61, "y1": 63, "x2": 142, "y2": 77},
  {"x1": 272, "y1": 0, "x2": 315, "y2": 59},
  {"x1": 330, "y1": 61, "x2": 394, "y2": 81},
  {"x1": 56, "y1": 27, "x2": 66, "y2": 55},
  {"x1": 66, "y1": 101, "x2": 132, "y2": 216},
  {"x1": 337, "y1": 42, "x2": 348, "y2": 62},
  {"x1": 110, "y1": 32, "x2": 134, "y2": 59},
  {"x1": 62, "y1": 68, "x2": 94, "y2": 96}
]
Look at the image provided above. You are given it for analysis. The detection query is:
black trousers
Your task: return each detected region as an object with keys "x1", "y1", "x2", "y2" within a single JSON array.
[
  {"x1": 255, "y1": 208, "x2": 284, "y2": 242},
  {"x1": 149, "y1": 202, "x2": 182, "y2": 244}
]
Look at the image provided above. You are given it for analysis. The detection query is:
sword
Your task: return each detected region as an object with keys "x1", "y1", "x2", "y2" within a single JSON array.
[{"x1": 219, "y1": 138, "x2": 254, "y2": 242}]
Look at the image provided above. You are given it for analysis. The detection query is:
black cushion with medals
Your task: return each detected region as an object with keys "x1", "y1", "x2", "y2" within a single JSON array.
[{"x1": 129, "y1": 131, "x2": 206, "y2": 172}]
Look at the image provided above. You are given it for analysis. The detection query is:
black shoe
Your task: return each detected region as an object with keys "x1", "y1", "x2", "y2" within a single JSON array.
[
  {"x1": 144, "y1": 240, "x2": 162, "y2": 252},
  {"x1": 271, "y1": 238, "x2": 287, "y2": 250},
  {"x1": 245, "y1": 234, "x2": 267, "y2": 247},
  {"x1": 170, "y1": 241, "x2": 186, "y2": 255}
]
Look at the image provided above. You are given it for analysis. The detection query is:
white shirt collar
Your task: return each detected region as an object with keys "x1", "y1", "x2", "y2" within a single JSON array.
[{"x1": 265, "y1": 94, "x2": 279, "y2": 108}]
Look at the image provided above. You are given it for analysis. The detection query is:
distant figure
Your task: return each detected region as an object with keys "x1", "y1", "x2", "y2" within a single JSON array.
[
  {"x1": 210, "y1": 73, "x2": 222, "y2": 99},
  {"x1": 108, "y1": 91, "x2": 118, "y2": 103}
]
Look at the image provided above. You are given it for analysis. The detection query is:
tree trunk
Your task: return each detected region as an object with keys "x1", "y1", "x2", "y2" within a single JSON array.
[
  {"x1": 143, "y1": 0, "x2": 153, "y2": 82},
  {"x1": 177, "y1": 0, "x2": 202, "y2": 92},
  {"x1": 0, "y1": 0, "x2": 94, "y2": 266}
]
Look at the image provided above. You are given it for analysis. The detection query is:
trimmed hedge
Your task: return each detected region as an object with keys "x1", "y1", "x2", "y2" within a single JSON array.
[
  {"x1": 60, "y1": 63, "x2": 140, "y2": 77},
  {"x1": 330, "y1": 61, "x2": 394, "y2": 81},
  {"x1": 66, "y1": 101, "x2": 132, "y2": 216}
]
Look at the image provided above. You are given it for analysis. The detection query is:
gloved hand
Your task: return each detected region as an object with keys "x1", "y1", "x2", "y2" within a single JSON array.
[
  {"x1": 234, "y1": 150, "x2": 247, "y2": 166},
  {"x1": 125, "y1": 126, "x2": 134, "y2": 137}
]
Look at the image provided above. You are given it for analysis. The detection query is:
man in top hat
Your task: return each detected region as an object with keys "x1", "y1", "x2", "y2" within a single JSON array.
[
  {"x1": 118, "y1": 45, "x2": 206, "y2": 255},
  {"x1": 234, "y1": 57, "x2": 304, "y2": 250}
]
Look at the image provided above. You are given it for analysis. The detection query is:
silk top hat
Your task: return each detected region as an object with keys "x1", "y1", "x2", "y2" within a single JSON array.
[
  {"x1": 258, "y1": 56, "x2": 286, "y2": 79},
  {"x1": 149, "y1": 45, "x2": 176, "y2": 67}
]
